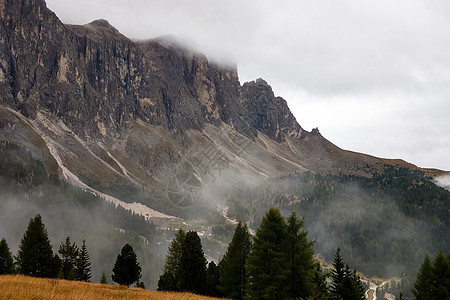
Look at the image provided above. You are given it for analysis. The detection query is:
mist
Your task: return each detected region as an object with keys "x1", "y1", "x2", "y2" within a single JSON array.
[{"x1": 0, "y1": 183, "x2": 166, "y2": 288}]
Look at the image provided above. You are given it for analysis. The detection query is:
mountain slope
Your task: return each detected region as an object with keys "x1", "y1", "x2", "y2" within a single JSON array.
[{"x1": 1, "y1": 0, "x2": 449, "y2": 289}]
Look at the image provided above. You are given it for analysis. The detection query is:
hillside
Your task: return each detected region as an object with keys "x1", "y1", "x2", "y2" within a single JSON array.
[
  {"x1": 0, "y1": 0, "x2": 449, "y2": 293},
  {"x1": 0, "y1": 275, "x2": 222, "y2": 300}
]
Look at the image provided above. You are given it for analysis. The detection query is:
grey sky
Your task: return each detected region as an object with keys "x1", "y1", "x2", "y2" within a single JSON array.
[{"x1": 46, "y1": 0, "x2": 450, "y2": 171}]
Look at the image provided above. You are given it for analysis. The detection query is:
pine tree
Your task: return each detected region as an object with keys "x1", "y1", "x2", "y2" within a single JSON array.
[
  {"x1": 158, "y1": 229, "x2": 186, "y2": 291},
  {"x1": 431, "y1": 250, "x2": 450, "y2": 299},
  {"x1": 100, "y1": 271, "x2": 108, "y2": 284},
  {"x1": 247, "y1": 207, "x2": 290, "y2": 299},
  {"x1": 311, "y1": 261, "x2": 330, "y2": 299},
  {"x1": 340, "y1": 266, "x2": 365, "y2": 300},
  {"x1": 111, "y1": 244, "x2": 142, "y2": 286},
  {"x1": 0, "y1": 238, "x2": 15, "y2": 274},
  {"x1": 58, "y1": 236, "x2": 79, "y2": 280},
  {"x1": 16, "y1": 214, "x2": 60, "y2": 278},
  {"x1": 179, "y1": 231, "x2": 207, "y2": 294},
  {"x1": 218, "y1": 221, "x2": 252, "y2": 299},
  {"x1": 206, "y1": 261, "x2": 221, "y2": 297},
  {"x1": 76, "y1": 239, "x2": 92, "y2": 282},
  {"x1": 286, "y1": 212, "x2": 315, "y2": 299},
  {"x1": 412, "y1": 255, "x2": 433, "y2": 299},
  {"x1": 330, "y1": 247, "x2": 346, "y2": 297}
]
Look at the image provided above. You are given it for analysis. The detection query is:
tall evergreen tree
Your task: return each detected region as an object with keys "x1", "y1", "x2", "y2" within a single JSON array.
[
  {"x1": 330, "y1": 247, "x2": 346, "y2": 297},
  {"x1": 247, "y1": 207, "x2": 290, "y2": 299},
  {"x1": 330, "y1": 248, "x2": 365, "y2": 300},
  {"x1": 111, "y1": 243, "x2": 142, "y2": 286},
  {"x1": 340, "y1": 265, "x2": 365, "y2": 300},
  {"x1": 0, "y1": 238, "x2": 15, "y2": 274},
  {"x1": 218, "y1": 221, "x2": 252, "y2": 299},
  {"x1": 206, "y1": 261, "x2": 221, "y2": 297},
  {"x1": 286, "y1": 212, "x2": 316, "y2": 299},
  {"x1": 412, "y1": 254, "x2": 433, "y2": 300},
  {"x1": 311, "y1": 261, "x2": 330, "y2": 299},
  {"x1": 76, "y1": 239, "x2": 92, "y2": 282},
  {"x1": 431, "y1": 250, "x2": 450, "y2": 299},
  {"x1": 157, "y1": 229, "x2": 186, "y2": 291},
  {"x1": 58, "y1": 236, "x2": 79, "y2": 280},
  {"x1": 16, "y1": 214, "x2": 60, "y2": 278},
  {"x1": 179, "y1": 231, "x2": 207, "y2": 294}
]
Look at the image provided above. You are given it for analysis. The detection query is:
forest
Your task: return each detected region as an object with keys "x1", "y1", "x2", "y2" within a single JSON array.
[{"x1": 225, "y1": 168, "x2": 449, "y2": 279}]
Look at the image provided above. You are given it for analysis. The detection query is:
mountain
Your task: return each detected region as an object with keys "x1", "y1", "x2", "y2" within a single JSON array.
[{"x1": 1, "y1": 0, "x2": 449, "y2": 290}]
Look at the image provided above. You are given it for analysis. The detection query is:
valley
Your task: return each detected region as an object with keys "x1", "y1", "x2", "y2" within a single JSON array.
[{"x1": 0, "y1": 0, "x2": 449, "y2": 298}]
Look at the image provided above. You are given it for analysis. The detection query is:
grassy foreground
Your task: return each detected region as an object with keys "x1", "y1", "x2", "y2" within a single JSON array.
[{"x1": 0, "y1": 275, "x2": 223, "y2": 300}]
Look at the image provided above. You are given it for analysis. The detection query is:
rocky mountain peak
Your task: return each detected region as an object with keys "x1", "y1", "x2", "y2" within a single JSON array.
[
  {"x1": 89, "y1": 19, "x2": 113, "y2": 27},
  {"x1": 240, "y1": 79, "x2": 303, "y2": 142}
]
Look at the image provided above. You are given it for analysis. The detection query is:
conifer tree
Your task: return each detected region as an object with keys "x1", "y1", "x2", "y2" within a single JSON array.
[
  {"x1": 218, "y1": 221, "x2": 252, "y2": 299},
  {"x1": 330, "y1": 248, "x2": 365, "y2": 300},
  {"x1": 413, "y1": 251, "x2": 450, "y2": 299},
  {"x1": 179, "y1": 231, "x2": 207, "y2": 294},
  {"x1": 412, "y1": 254, "x2": 433, "y2": 299},
  {"x1": 158, "y1": 229, "x2": 186, "y2": 291},
  {"x1": 330, "y1": 247, "x2": 346, "y2": 296},
  {"x1": 58, "y1": 236, "x2": 79, "y2": 280},
  {"x1": 206, "y1": 261, "x2": 221, "y2": 297},
  {"x1": 286, "y1": 212, "x2": 316, "y2": 299},
  {"x1": 0, "y1": 238, "x2": 15, "y2": 274},
  {"x1": 100, "y1": 271, "x2": 108, "y2": 284},
  {"x1": 111, "y1": 243, "x2": 142, "y2": 286},
  {"x1": 431, "y1": 250, "x2": 450, "y2": 299},
  {"x1": 247, "y1": 207, "x2": 290, "y2": 299},
  {"x1": 76, "y1": 239, "x2": 92, "y2": 282},
  {"x1": 311, "y1": 261, "x2": 330, "y2": 299},
  {"x1": 16, "y1": 214, "x2": 60, "y2": 278}
]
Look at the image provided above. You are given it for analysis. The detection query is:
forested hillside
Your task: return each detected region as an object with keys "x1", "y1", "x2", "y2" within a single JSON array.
[{"x1": 226, "y1": 168, "x2": 449, "y2": 281}]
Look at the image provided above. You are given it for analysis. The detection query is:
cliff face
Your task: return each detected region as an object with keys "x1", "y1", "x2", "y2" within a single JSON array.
[
  {"x1": 0, "y1": 0, "x2": 264, "y2": 139},
  {"x1": 1, "y1": 0, "x2": 441, "y2": 194},
  {"x1": 240, "y1": 79, "x2": 303, "y2": 142}
]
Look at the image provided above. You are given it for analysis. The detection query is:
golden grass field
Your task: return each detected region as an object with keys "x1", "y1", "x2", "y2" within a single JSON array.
[{"x1": 0, "y1": 275, "x2": 224, "y2": 300}]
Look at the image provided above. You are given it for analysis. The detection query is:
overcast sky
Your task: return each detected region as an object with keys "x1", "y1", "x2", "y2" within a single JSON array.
[{"x1": 46, "y1": 0, "x2": 450, "y2": 171}]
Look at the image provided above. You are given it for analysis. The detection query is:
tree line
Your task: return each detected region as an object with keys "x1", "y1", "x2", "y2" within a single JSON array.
[
  {"x1": 0, "y1": 214, "x2": 144, "y2": 287},
  {"x1": 224, "y1": 167, "x2": 449, "y2": 287},
  {"x1": 157, "y1": 207, "x2": 365, "y2": 299}
]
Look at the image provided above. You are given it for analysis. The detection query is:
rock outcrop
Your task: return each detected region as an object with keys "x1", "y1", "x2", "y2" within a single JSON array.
[{"x1": 241, "y1": 78, "x2": 303, "y2": 142}]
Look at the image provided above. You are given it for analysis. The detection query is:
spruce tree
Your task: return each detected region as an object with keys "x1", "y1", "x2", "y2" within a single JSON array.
[
  {"x1": 286, "y1": 212, "x2": 315, "y2": 299},
  {"x1": 100, "y1": 271, "x2": 108, "y2": 284},
  {"x1": 431, "y1": 250, "x2": 450, "y2": 299},
  {"x1": 330, "y1": 248, "x2": 364, "y2": 300},
  {"x1": 311, "y1": 261, "x2": 330, "y2": 299},
  {"x1": 179, "y1": 231, "x2": 207, "y2": 294},
  {"x1": 412, "y1": 254, "x2": 434, "y2": 299},
  {"x1": 111, "y1": 244, "x2": 142, "y2": 286},
  {"x1": 247, "y1": 207, "x2": 290, "y2": 299},
  {"x1": 16, "y1": 214, "x2": 60, "y2": 278},
  {"x1": 330, "y1": 247, "x2": 346, "y2": 296},
  {"x1": 158, "y1": 229, "x2": 186, "y2": 291},
  {"x1": 0, "y1": 238, "x2": 15, "y2": 274},
  {"x1": 206, "y1": 261, "x2": 221, "y2": 297},
  {"x1": 76, "y1": 239, "x2": 92, "y2": 282},
  {"x1": 58, "y1": 236, "x2": 79, "y2": 280},
  {"x1": 218, "y1": 221, "x2": 252, "y2": 299}
]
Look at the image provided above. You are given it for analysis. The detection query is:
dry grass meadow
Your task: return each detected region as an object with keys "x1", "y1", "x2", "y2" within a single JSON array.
[{"x1": 0, "y1": 275, "x2": 224, "y2": 300}]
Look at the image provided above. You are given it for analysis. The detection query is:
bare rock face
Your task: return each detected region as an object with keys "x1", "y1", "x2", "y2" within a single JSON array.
[
  {"x1": 240, "y1": 78, "x2": 303, "y2": 142},
  {"x1": 0, "y1": 0, "x2": 260, "y2": 139},
  {"x1": 2, "y1": 0, "x2": 434, "y2": 183}
]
